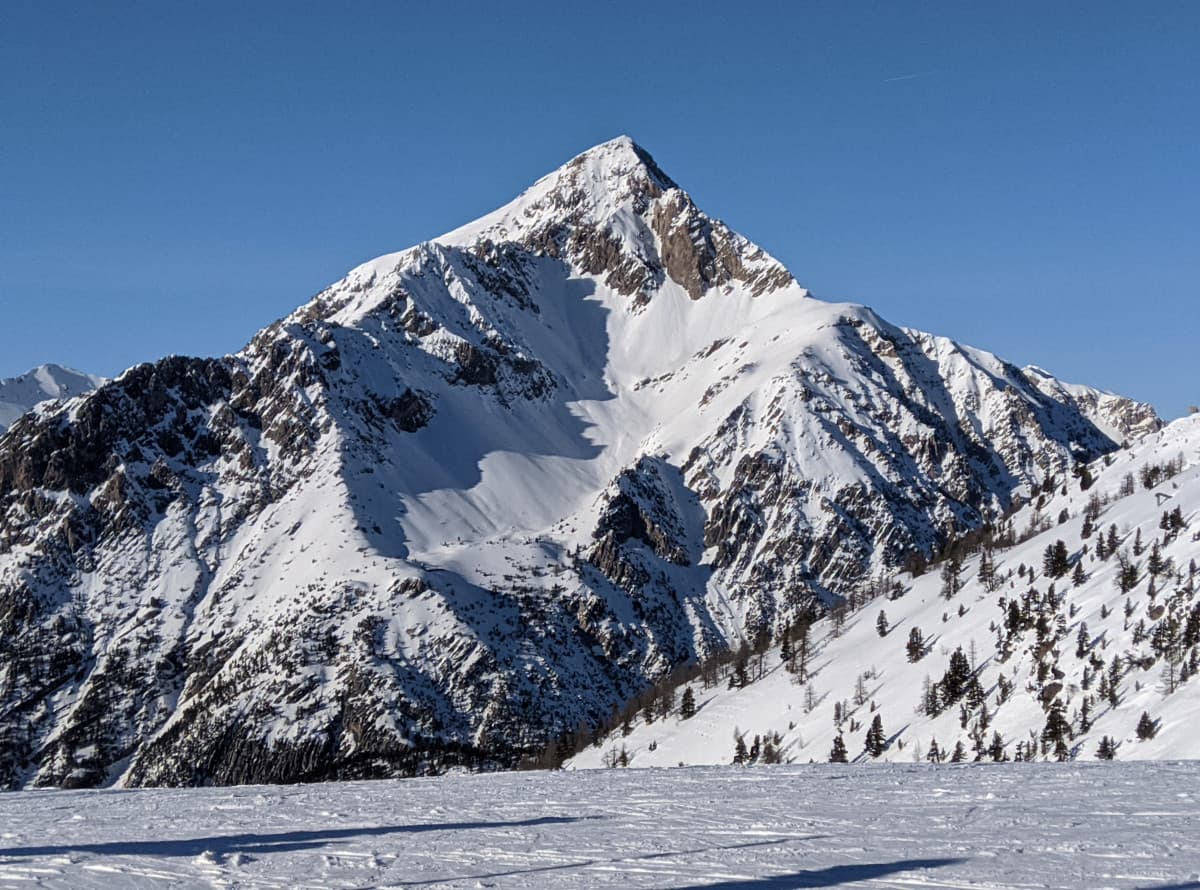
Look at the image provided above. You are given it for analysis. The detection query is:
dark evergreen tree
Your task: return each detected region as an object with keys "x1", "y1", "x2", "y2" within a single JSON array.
[
  {"x1": 940, "y1": 557, "x2": 964, "y2": 599},
  {"x1": 1071, "y1": 561, "x2": 1086, "y2": 588},
  {"x1": 1077, "y1": 463, "x2": 1094, "y2": 491},
  {"x1": 940, "y1": 646, "x2": 972, "y2": 703},
  {"x1": 1053, "y1": 737, "x2": 1071, "y2": 761},
  {"x1": 829, "y1": 733, "x2": 848, "y2": 763},
  {"x1": 779, "y1": 624, "x2": 793, "y2": 665},
  {"x1": 1136, "y1": 711, "x2": 1157, "y2": 741},
  {"x1": 1096, "y1": 735, "x2": 1117, "y2": 760},
  {"x1": 1043, "y1": 540, "x2": 1070, "y2": 579},
  {"x1": 950, "y1": 740, "x2": 967, "y2": 763},
  {"x1": 657, "y1": 687, "x2": 675, "y2": 720},
  {"x1": 978, "y1": 548, "x2": 997, "y2": 591},
  {"x1": 1041, "y1": 699, "x2": 1073, "y2": 748},
  {"x1": 733, "y1": 732, "x2": 749, "y2": 764},
  {"x1": 1075, "y1": 621, "x2": 1090, "y2": 659},
  {"x1": 906, "y1": 626, "x2": 925, "y2": 663},
  {"x1": 876, "y1": 610, "x2": 889, "y2": 637},
  {"x1": 1147, "y1": 541, "x2": 1165, "y2": 577},
  {"x1": 864, "y1": 714, "x2": 886, "y2": 757},
  {"x1": 1005, "y1": 600, "x2": 1023, "y2": 636},
  {"x1": 927, "y1": 737, "x2": 942, "y2": 763},
  {"x1": 680, "y1": 686, "x2": 696, "y2": 720},
  {"x1": 729, "y1": 651, "x2": 750, "y2": 689},
  {"x1": 921, "y1": 675, "x2": 941, "y2": 716},
  {"x1": 1116, "y1": 555, "x2": 1140, "y2": 594},
  {"x1": 964, "y1": 675, "x2": 986, "y2": 711},
  {"x1": 987, "y1": 730, "x2": 1006, "y2": 762},
  {"x1": 761, "y1": 737, "x2": 781, "y2": 764}
]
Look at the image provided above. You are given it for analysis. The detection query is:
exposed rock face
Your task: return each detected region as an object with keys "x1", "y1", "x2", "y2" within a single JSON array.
[
  {"x1": 0, "y1": 137, "x2": 1159, "y2": 788},
  {"x1": 1020, "y1": 365, "x2": 1162, "y2": 443}
]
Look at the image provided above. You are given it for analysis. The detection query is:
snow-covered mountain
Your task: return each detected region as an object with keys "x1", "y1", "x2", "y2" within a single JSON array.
[
  {"x1": 572, "y1": 412, "x2": 1200, "y2": 767},
  {"x1": 0, "y1": 137, "x2": 1160, "y2": 788},
  {"x1": 0, "y1": 364, "x2": 103, "y2": 433}
]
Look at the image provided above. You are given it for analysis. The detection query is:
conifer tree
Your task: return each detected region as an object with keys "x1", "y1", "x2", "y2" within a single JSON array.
[
  {"x1": 978, "y1": 548, "x2": 997, "y2": 591},
  {"x1": 927, "y1": 737, "x2": 942, "y2": 763},
  {"x1": 761, "y1": 737, "x2": 781, "y2": 764},
  {"x1": 1043, "y1": 540, "x2": 1070, "y2": 579},
  {"x1": 1096, "y1": 735, "x2": 1117, "y2": 760},
  {"x1": 1076, "y1": 622, "x2": 1090, "y2": 659},
  {"x1": 1147, "y1": 541, "x2": 1165, "y2": 577},
  {"x1": 1053, "y1": 737, "x2": 1071, "y2": 761},
  {"x1": 920, "y1": 675, "x2": 941, "y2": 716},
  {"x1": 906, "y1": 627, "x2": 925, "y2": 663},
  {"x1": 864, "y1": 714, "x2": 886, "y2": 757},
  {"x1": 1042, "y1": 699, "x2": 1072, "y2": 748},
  {"x1": 829, "y1": 733, "x2": 848, "y2": 763},
  {"x1": 1071, "y1": 561, "x2": 1086, "y2": 588},
  {"x1": 733, "y1": 731, "x2": 749, "y2": 764},
  {"x1": 1136, "y1": 711, "x2": 1157, "y2": 741},
  {"x1": 940, "y1": 557, "x2": 964, "y2": 599},
  {"x1": 940, "y1": 646, "x2": 972, "y2": 704},
  {"x1": 680, "y1": 686, "x2": 696, "y2": 720},
  {"x1": 1116, "y1": 554, "x2": 1140, "y2": 594},
  {"x1": 876, "y1": 610, "x2": 889, "y2": 637},
  {"x1": 1107, "y1": 656, "x2": 1122, "y2": 708},
  {"x1": 988, "y1": 730, "x2": 1006, "y2": 762},
  {"x1": 950, "y1": 740, "x2": 967, "y2": 762}
]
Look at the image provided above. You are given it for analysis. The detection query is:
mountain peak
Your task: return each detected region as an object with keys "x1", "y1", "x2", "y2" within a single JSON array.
[
  {"x1": 424, "y1": 137, "x2": 796, "y2": 304},
  {"x1": 0, "y1": 363, "x2": 104, "y2": 433},
  {"x1": 563, "y1": 135, "x2": 679, "y2": 193},
  {"x1": 435, "y1": 135, "x2": 680, "y2": 249}
]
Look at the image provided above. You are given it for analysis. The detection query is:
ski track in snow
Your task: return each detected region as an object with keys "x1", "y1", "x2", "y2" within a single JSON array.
[{"x1": 0, "y1": 764, "x2": 1197, "y2": 888}]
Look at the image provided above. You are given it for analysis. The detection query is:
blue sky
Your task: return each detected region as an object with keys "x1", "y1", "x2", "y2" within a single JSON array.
[{"x1": 1, "y1": 2, "x2": 1196, "y2": 417}]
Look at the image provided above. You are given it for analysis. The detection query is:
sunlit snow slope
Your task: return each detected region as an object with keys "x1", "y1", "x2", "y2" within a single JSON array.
[
  {"x1": 573, "y1": 413, "x2": 1200, "y2": 767},
  {"x1": 0, "y1": 137, "x2": 1160, "y2": 787}
]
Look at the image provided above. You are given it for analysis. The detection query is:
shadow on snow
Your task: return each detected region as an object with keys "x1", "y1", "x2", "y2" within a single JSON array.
[
  {"x1": 669, "y1": 857, "x2": 967, "y2": 888},
  {"x1": 0, "y1": 815, "x2": 588, "y2": 860}
]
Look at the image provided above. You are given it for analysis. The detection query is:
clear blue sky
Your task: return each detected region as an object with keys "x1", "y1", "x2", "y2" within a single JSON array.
[{"x1": 2, "y1": 2, "x2": 1196, "y2": 417}]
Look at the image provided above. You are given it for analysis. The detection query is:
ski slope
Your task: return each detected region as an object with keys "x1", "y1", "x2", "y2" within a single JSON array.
[{"x1": 0, "y1": 763, "x2": 1196, "y2": 888}]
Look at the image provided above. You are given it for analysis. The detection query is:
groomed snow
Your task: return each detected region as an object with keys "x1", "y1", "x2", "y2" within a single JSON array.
[{"x1": 0, "y1": 764, "x2": 1197, "y2": 888}]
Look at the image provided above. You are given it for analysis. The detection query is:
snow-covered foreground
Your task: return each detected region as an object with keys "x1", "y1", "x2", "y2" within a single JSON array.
[{"x1": 0, "y1": 765, "x2": 1197, "y2": 889}]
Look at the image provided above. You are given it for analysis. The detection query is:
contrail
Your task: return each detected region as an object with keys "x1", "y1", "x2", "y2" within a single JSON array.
[{"x1": 882, "y1": 70, "x2": 939, "y2": 83}]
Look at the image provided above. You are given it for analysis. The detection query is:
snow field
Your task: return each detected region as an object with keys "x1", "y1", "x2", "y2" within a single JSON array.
[{"x1": 0, "y1": 763, "x2": 1197, "y2": 888}]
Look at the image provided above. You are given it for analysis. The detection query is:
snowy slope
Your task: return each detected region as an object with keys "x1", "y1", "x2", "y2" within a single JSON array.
[
  {"x1": 573, "y1": 413, "x2": 1200, "y2": 767},
  {"x1": 0, "y1": 364, "x2": 102, "y2": 432},
  {"x1": 0, "y1": 763, "x2": 1198, "y2": 888},
  {"x1": 0, "y1": 137, "x2": 1161, "y2": 788}
]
